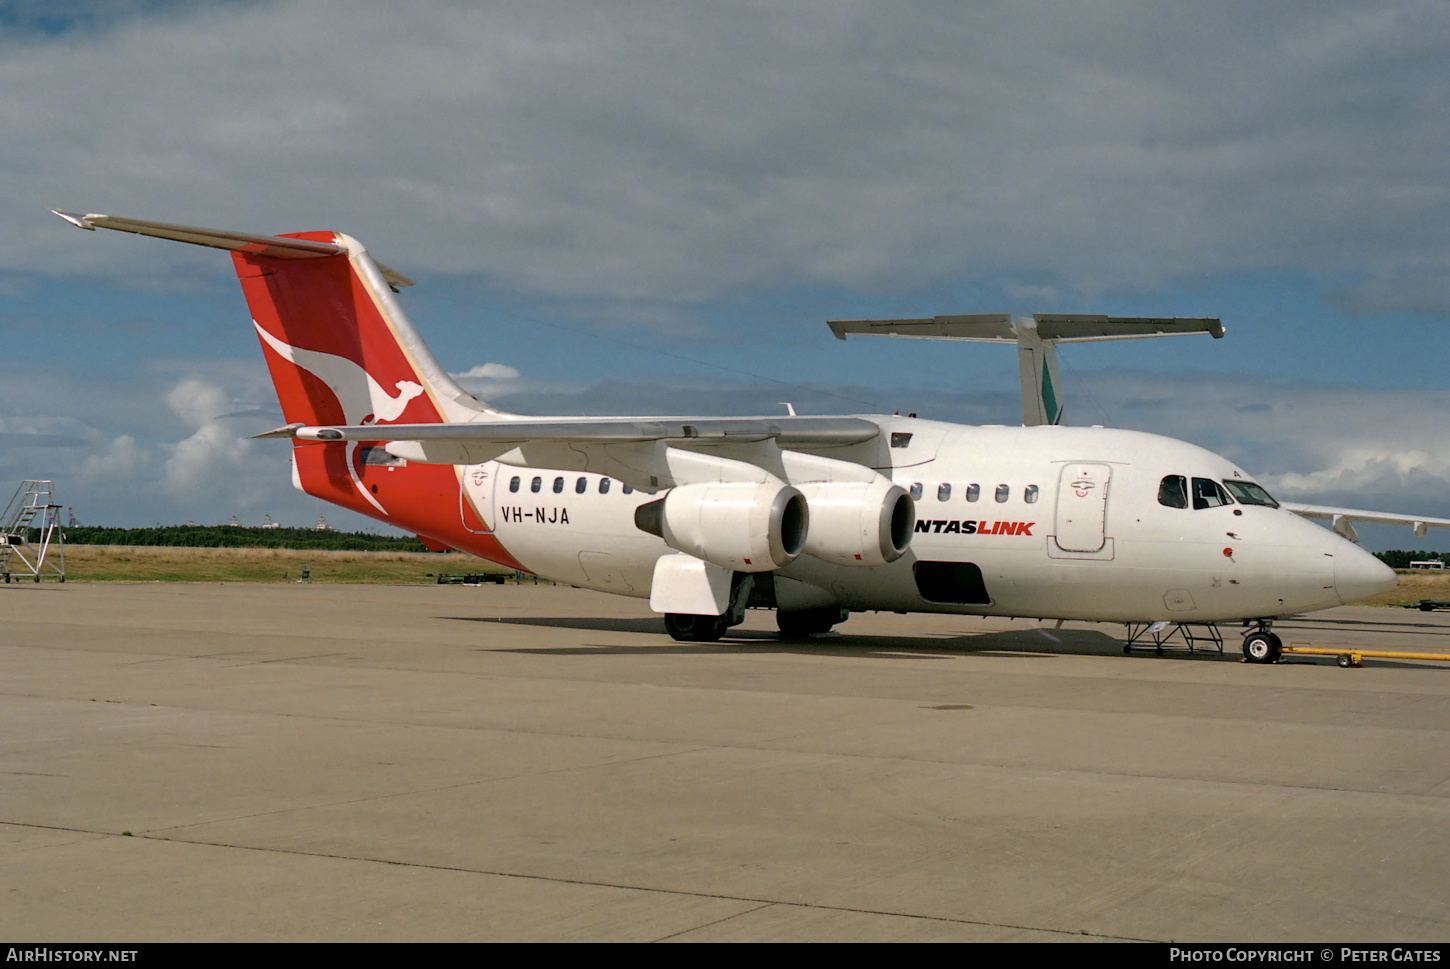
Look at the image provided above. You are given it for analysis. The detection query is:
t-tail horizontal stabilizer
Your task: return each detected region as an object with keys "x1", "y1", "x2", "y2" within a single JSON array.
[
  {"x1": 828, "y1": 314, "x2": 1224, "y2": 427},
  {"x1": 50, "y1": 210, "x2": 416, "y2": 291}
]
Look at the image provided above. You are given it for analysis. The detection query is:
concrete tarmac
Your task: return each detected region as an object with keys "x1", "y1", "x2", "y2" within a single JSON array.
[{"x1": 2, "y1": 581, "x2": 1446, "y2": 942}]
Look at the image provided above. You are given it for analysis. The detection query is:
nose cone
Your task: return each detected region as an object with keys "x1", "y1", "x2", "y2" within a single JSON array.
[{"x1": 1334, "y1": 539, "x2": 1398, "y2": 605}]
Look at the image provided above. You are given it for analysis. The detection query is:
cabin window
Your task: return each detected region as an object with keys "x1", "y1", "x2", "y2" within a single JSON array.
[
  {"x1": 553, "y1": 476, "x2": 565, "y2": 494},
  {"x1": 965, "y1": 483, "x2": 980, "y2": 503},
  {"x1": 1222, "y1": 480, "x2": 1279, "y2": 508},
  {"x1": 599, "y1": 478, "x2": 611, "y2": 494},
  {"x1": 622, "y1": 483, "x2": 634, "y2": 494},
  {"x1": 937, "y1": 483, "x2": 951, "y2": 501},
  {"x1": 890, "y1": 432, "x2": 913, "y2": 448},
  {"x1": 994, "y1": 484, "x2": 1010, "y2": 503},
  {"x1": 909, "y1": 482, "x2": 923, "y2": 501},
  {"x1": 1158, "y1": 475, "x2": 1188, "y2": 508},
  {"x1": 1191, "y1": 477, "x2": 1233, "y2": 509},
  {"x1": 575, "y1": 477, "x2": 588, "y2": 494},
  {"x1": 509, "y1": 476, "x2": 521, "y2": 493},
  {"x1": 530, "y1": 476, "x2": 542, "y2": 493},
  {"x1": 1024, "y1": 484, "x2": 1039, "y2": 504}
]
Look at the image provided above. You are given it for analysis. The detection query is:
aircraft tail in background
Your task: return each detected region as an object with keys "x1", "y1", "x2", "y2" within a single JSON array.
[{"x1": 829, "y1": 313, "x2": 1225, "y2": 426}]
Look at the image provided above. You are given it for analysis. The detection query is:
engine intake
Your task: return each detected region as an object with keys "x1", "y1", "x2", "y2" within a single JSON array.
[
  {"x1": 635, "y1": 481, "x2": 808, "y2": 572},
  {"x1": 795, "y1": 479, "x2": 914, "y2": 567}
]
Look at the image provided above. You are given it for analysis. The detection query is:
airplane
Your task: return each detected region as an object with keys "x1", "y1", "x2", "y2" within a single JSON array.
[{"x1": 53, "y1": 210, "x2": 1450, "y2": 663}]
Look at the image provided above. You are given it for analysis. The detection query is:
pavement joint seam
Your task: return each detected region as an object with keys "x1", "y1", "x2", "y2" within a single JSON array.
[{"x1": 5, "y1": 820, "x2": 1154, "y2": 942}]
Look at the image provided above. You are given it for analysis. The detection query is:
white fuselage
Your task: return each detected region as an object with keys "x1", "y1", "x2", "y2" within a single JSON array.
[{"x1": 477, "y1": 419, "x2": 1390, "y2": 623}]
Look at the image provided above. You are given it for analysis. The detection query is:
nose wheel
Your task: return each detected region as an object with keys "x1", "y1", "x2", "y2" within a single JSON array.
[{"x1": 1242, "y1": 630, "x2": 1282, "y2": 664}]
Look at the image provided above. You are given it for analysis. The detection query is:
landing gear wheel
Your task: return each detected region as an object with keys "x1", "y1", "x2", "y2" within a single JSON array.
[
  {"x1": 777, "y1": 608, "x2": 846, "y2": 638},
  {"x1": 664, "y1": 613, "x2": 728, "y2": 643},
  {"x1": 1242, "y1": 631, "x2": 1282, "y2": 664}
]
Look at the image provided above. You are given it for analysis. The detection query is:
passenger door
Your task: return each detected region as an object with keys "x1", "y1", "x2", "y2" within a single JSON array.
[{"x1": 1054, "y1": 463, "x2": 1112, "y2": 552}]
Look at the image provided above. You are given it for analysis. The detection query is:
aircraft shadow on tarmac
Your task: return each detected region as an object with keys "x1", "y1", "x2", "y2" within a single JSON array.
[{"x1": 447, "y1": 614, "x2": 1169, "y2": 660}]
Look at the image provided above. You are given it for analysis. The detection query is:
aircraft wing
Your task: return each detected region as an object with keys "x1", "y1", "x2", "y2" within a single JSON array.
[
  {"x1": 260, "y1": 416, "x2": 879, "y2": 447},
  {"x1": 259, "y1": 416, "x2": 884, "y2": 491},
  {"x1": 1281, "y1": 503, "x2": 1450, "y2": 542}
]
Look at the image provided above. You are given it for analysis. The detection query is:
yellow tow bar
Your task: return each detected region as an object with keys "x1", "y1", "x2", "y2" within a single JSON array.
[{"x1": 1281, "y1": 643, "x2": 1450, "y2": 669}]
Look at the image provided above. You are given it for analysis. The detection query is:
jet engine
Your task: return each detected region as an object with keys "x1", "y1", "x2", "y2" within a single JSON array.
[
  {"x1": 795, "y1": 479, "x2": 914, "y2": 566},
  {"x1": 634, "y1": 481, "x2": 808, "y2": 572}
]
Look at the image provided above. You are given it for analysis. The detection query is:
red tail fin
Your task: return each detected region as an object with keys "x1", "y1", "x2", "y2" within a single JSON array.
[
  {"x1": 233, "y1": 231, "x2": 496, "y2": 428},
  {"x1": 55, "y1": 212, "x2": 524, "y2": 568}
]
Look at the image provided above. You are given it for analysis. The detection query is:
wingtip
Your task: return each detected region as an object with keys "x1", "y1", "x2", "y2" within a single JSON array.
[
  {"x1": 251, "y1": 422, "x2": 306, "y2": 440},
  {"x1": 52, "y1": 209, "x2": 96, "y2": 230}
]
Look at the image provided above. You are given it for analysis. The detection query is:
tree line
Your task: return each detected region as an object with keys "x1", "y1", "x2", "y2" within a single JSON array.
[
  {"x1": 1374, "y1": 550, "x2": 1446, "y2": 569},
  {"x1": 55, "y1": 525, "x2": 430, "y2": 552}
]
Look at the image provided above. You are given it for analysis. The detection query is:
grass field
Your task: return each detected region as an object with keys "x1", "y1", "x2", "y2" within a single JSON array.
[
  {"x1": 1360, "y1": 569, "x2": 1450, "y2": 608},
  {"x1": 17, "y1": 547, "x2": 1450, "y2": 609},
  {"x1": 34, "y1": 545, "x2": 521, "y2": 584}
]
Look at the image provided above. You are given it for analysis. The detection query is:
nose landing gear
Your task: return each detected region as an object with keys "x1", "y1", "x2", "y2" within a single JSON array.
[{"x1": 1242, "y1": 624, "x2": 1283, "y2": 664}]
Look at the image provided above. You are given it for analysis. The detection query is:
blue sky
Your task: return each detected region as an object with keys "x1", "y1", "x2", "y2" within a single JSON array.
[{"x1": 1, "y1": 1, "x2": 1446, "y2": 551}]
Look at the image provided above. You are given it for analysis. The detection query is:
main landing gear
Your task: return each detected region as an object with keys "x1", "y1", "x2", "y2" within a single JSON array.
[
  {"x1": 1241, "y1": 623, "x2": 1282, "y2": 664},
  {"x1": 663, "y1": 613, "x2": 731, "y2": 642},
  {"x1": 776, "y1": 607, "x2": 848, "y2": 638},
  {"x1": 663, "y1": 573, "x2": 754, "y2": 643},
  {"x1": 660, "y1": 571, "x2": 852, "y2": 643},
  {"x1": 665, "y1": 606, "x2": 851, "y2": 641}
]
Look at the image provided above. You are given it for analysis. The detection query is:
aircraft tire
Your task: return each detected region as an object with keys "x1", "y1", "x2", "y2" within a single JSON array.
[
  {"x1": 1242, "y1": 631, "x2": 1281, "y2": 664},
  {"x1": 777, "y1": 607, "x2": 846, "y2": 638},
  {"x1": 664, "y1": 613, "x2": 728, "y2": 643}
]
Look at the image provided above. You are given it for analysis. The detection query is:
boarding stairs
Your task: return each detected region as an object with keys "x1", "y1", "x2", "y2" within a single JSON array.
[
  {"x1": 1122, "y1": 621, "x2": 1224, "y2": 656},
  {"x1": 0, "y1": 480, "x2": 65, "y2": 583}
]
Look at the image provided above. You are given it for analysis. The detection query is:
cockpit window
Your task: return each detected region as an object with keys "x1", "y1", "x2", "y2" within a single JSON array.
[
  {"x1": 1158, "y1": 475, "x2": 1188, "y2": 509},
  {"x1": 1191, "y1": 477, "x2": 1233, "y2": 509},
  {"x1": 1221, "y1": 480, "x2": 1279, "y2": 508}
]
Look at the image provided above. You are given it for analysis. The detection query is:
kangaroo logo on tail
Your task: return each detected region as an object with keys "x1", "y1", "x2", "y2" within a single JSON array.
[{"x1": 253, "y1": 322, "x2": 424, "y2": 425}]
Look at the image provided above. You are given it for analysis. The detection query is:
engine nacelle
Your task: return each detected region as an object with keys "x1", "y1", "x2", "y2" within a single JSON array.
[
  {"x1": 635, "y1": 481, "x2": 808, "y2": 572},
  {"x1": 796, "y1": 479, "x2": 914, "y2": 567}
]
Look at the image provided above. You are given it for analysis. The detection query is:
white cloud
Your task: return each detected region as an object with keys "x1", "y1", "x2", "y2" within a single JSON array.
[
  {"x1": 153, "y1": 375, "x2": 263, "y2": 497},
  {"x1": 5, "y1": 2, "x2": 1447, "y2": 311},
  {"x1": 160, "y1": 419, "x2": 252, "y2": 495},
  {"x1": 164, "y1": 376, "x2": 232, "y2": 428},
  {"x1": 446, "y1": 360, "x2": 584, "y2": 403},
  {"x1": 451, "y1": 363, "x2": 520, "y2": 381},
  {"x1": 80, "y1": 434, "x2": 150, "y2": 480},
  {"x1": 1066, "y1": 369, "x2": 1450, "y2": 520}
]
